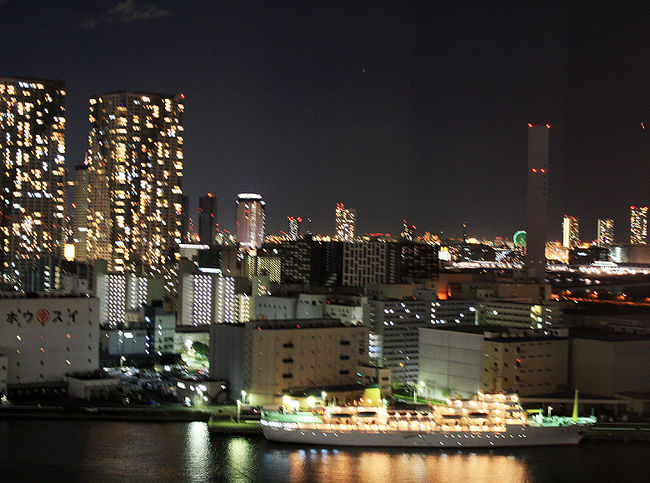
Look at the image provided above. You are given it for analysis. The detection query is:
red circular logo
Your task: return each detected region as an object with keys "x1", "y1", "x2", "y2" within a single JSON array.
[{"x1": 37, "y1": 309, "x2": 50, "y2": 325}]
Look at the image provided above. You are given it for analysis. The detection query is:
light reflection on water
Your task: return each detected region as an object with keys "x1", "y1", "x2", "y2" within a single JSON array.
[
  {"x1": 184, "y1": 421, "x2": 211, "y2": 480},
  {"x1": 287, "y1": 446, "x2": 527, "y2": 483},
  {"x1": 0, "y1": 420, "x2": 647, "y2": 482}
]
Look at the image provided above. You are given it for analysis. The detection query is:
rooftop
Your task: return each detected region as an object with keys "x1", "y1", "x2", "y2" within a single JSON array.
[
  {"x1": 570, "y1": 328, "x2": 650, "y2": 342},
  {"x1": 251, "y1": 318, "x2": 361, "y2": 330}
]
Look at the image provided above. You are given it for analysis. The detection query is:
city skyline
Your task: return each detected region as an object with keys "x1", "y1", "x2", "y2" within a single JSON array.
[
  {"x1": 1, "y1": 3, "x2": 649, "y2": 478},
  {"x1": 0, "y1": 2, "x2": 648, "y2": 239}
]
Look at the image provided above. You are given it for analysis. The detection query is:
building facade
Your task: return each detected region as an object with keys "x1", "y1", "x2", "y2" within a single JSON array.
[
  {"x1": 72, "y1": 162, "x2": 90, "y2": 262},
  {"x1": 596, "y1": 218, "x2": 614, "y2": 247},
  {"x1": 562, "y1": 215, "x2": 579, "y2": 249},
  {"x1": 524, "y1": 124, "x2": 549, "y2": 282},
  {"x1": 198, "y1": 193, "x2": 217, "y2": 246},
  {"x1": 210, "y1": 319, "x2": 369, "y2": 405},
  {"x1": 341, "y1": 241, "x2": 387, "y2": 287},
  {"x1": 418, "y1": 326, "x2": 569, "y2": 399},
  {"x1": 570, "y1": 330, "x2": 650, "y2": 397},
  {"x1": 418, "y1": 327, "x2": 483, "y2": 399},
  {"x1": 480, "y1": 329, "x2": 568, "y2": 395},
  {"x1": 335, "y1": 203, "x2": 355, "y2": 241},
  {"x1": 287, "y1": 216, "x2": 302, "y2": 241},
  {"x1": 236, "y1": 193, "x2": 265, "y2": 249},
  {"x1": 85, "y1": 92, "x2": 184, "y2": 292},
  {"x1": 0, "y1": 78, "x2": 67, "y2": 289},
  {"x1": 476, "y1": 300, "x2": 565, "y2": 329},
  {"x1": 630, "y1": 206, "x2": 648, "y2": 245},
  {"x1": 0, "y1": 295, "x2": 99, "y2": 388},
  {"x1": 363, "y1": 298, "x2": 430, "y2": 383}
]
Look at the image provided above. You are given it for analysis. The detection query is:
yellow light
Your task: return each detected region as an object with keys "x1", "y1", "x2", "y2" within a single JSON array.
[{"x1": 63, "y1": 243, "x2": 75, "y2": 261}]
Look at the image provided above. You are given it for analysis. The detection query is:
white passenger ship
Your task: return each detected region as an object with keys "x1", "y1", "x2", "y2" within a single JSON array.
[{"x1": 260, "y1": 392, "x2": 595, "y2": 448}]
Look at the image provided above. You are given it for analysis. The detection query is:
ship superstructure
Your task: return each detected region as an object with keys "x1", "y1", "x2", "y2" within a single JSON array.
[{"x1": 260, "y1": 392, "x2": 595, "y2": 448}]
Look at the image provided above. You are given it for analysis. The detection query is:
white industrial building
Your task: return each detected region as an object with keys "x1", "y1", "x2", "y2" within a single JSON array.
[
  {"x1": 418, "y1": 327, "x2": 484, "y2": 399},
  {"x1": 476, "y1": 299, "x2": 565, "y2": 329},
  {"x1": 254, "y1": 293, "x2": 366, "y2": 325},
  {"x1": 0, "y1": 295, "x2": 99, "y2": 389},
  {"x1": 418, "y1": 326, "x2": 570, "y2": 399}
]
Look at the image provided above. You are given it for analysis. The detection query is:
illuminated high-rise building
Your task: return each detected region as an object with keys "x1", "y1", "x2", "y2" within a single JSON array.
[
  {"x1": 287, "y1": 216, "x2": 302, "y2": 240},
  {"x1": 335, "y1": 203, "x2": 356, "y2": 241},
  {"x1": 180, "y1": 195, "x2": 190, "y2": 243},
  {"x1": 401, "y1": 219, "x2": 415, "y2": 241},
  {"x1": 597, "y1": 218, "x2": 614, "y2": 247},
  {"x1": 236, "y1": 193, "x2": 265, "y2": 249},
  {"x1": 85, "y1": 92, "x2": 184, "y2": 291},
  {"x1": 72, "y1": 161, "x2": 90, "y2": 261},
  {"x1": 524, "y1": 123, "x2": 549, "y2": 281},
  {"x1": 198, "y1": 193, "x2": 217, "y2": 246},
  {"x1": 630, "y1": 206, "x2": 648, "y2": 245},
  {"x1": 562, "y1": 215, "x2": 579, "y2": 249},
  {"x1": 0, "y1": 78, "x2": 67, "y2": 288}
]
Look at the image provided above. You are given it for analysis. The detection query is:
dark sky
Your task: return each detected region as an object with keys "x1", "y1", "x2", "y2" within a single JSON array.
[{"x1": 2, "y1": 1, "x2": 649, "y2": 241}]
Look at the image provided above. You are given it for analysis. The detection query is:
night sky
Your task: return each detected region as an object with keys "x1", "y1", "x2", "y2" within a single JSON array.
[{"x1": 2, "y1": 1, "x2": 649, "y2": 241}]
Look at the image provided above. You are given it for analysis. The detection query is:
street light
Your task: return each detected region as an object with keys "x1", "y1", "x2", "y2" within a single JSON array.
[
  {"x1": 419, "y1": 381, "x2": 429, "y2": 402},
  {"x1": 236, "y1": 399, "x2": 241, "y2": 424}
]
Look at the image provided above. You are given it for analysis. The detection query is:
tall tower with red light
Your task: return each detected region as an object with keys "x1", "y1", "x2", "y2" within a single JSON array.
[{"x1": 524, "y1": 123, "x2": 550, "y2": 283}]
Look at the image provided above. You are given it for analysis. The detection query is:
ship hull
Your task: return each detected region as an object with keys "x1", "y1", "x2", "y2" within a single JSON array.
[{"x1": 261, "y1": 423, "x2": 590, "y2": 448}]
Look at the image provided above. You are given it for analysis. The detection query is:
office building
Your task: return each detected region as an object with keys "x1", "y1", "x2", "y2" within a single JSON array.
[
  {"x1": 597, "y1": 218, "x2": 614, "y2": 247},
  {"x1": 524, "y1": 124, "x2": 549, "y2": 281},
  {"x1": 95, "y1": 267, "x2": 164, "y2": 327},
  {"x1": 236, "y1": 193, "x2": 265, "y2": 249},
  {"x1": 363, "y1": 297, "x2": 431, "y2": 383},
  {"x1": 335, "y1": 203, "x2": 355, "y2": 241},
  {"x1": 269, "y1": 239, "x2": 312, "y2": 284},
  {"x1": 178, "y1": 259, "x2": 252, "y2": 326},
  {"x1": 100, "y1": 301, "x2": 176, "y2": 359},
  {"x1": 386, "y1": 242, "x2": 438, "y2": 283},
  {"x1": 562, "y1": 215, "x2": 579, "y2": 249},
  {"x1": 210, "y1": 318, "x2": 369, "y2": 405},
  {"x1": 85, "y1": 92, "x2": 184, "y2": 292},
  {"x1": 198, "y1": 193, "x2": 217, "y2": 246},
  {"x1": 72, "y1": 162, "x2": 90, "y2": 262},
  {"x1": 342, "y1": 240, "x2": 387, "y2": 287},
  {"x1": 0, "y1": 78, "x2": 67, "y2": 289},
  {"x1": 630, "y1": 206, "x2": 648, "y2": 245},
  {"x1": 287, "y1": 216, "x2": 302, "y2": 241}
]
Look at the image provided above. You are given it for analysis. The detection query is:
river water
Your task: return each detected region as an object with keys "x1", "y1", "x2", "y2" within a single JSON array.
[{"x1": 0, "y1": 420, "x2": 646, "y2": 482}]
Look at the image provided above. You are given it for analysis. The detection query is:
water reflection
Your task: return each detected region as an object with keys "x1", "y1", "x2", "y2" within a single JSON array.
[
  {"x1": 225, "y1": 437, "x2": 255, "y2": 482},
  {"x1": 183, "y1": 421, "x2": 211, "y2": 480},
  {"x1": 0, "y1": 421, "x2": 644, "y2": 482},
  {"x1": 288, "y1": 446, "x2": 527, "y2": 482}
]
